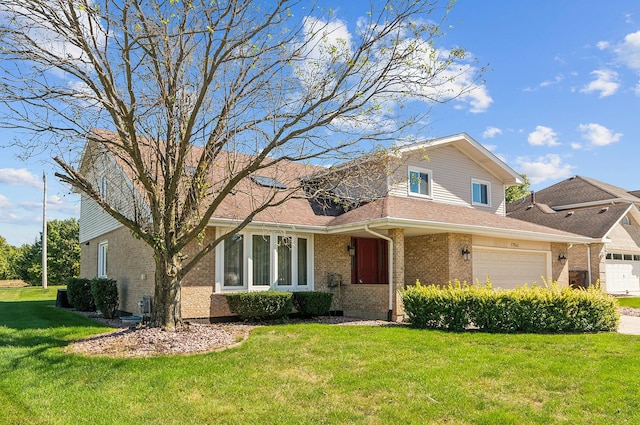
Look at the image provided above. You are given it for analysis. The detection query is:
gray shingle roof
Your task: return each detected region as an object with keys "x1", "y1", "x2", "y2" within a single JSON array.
[
  {"x1": 508, "y1": 202, "x2": 631, "y2": 239},
  {"x1": 508, "y1": 176, "x2": 640, "y2": 213}
]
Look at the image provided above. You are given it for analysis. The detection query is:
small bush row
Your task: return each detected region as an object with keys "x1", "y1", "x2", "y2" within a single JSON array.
[
  {"x1": 66, "y1": 277, "x2": 119, "y2": 318},
  {"x1": 226, "y1": 291, "x2": 333, "y2": 321},
  {"x1": 401, "y1": 280, "x2": 619, "y2": 333}
]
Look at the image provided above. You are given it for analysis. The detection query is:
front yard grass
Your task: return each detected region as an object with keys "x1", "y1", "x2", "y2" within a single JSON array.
[
  {"x1": 1, "y1": 287, "x2": 639, "y2": 424},
  {"x1": 617, "y1": 296, "x2": 640, "y2": 309}
]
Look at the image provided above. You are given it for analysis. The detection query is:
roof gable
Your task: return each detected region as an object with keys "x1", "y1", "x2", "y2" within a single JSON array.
[{"x1": 397, "y1": 133, "x2": 523, "y2": 185}]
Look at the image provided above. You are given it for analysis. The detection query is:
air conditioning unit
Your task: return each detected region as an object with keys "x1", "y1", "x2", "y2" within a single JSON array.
[{"x1": 139, "y1": 295, "x2": 152, "y2": 315}]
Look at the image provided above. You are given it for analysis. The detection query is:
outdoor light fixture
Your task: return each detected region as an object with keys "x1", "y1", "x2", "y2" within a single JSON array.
[
  {"x1": 558, "y1": 253, "x2": 567, "y2": 265},
  {"x1": 461, "y1": 246, "x2": 471, "y2": 261},
  {"x1": 347, "y1": 245, "x2": 356, "y2": 256}
]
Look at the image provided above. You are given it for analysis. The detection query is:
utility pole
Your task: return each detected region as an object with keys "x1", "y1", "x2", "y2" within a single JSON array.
[{"x1": 42, "y1": 172, "x2": 47, "y2": 289}]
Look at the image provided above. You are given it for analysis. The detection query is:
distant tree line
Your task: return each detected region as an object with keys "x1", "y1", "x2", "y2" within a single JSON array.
[{"x1": 0, "y1": 218, "x2": 80, "y2": 285}]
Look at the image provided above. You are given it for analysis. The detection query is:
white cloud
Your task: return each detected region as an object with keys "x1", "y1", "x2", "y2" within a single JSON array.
[
  {"x1": 0, "y1": 168, "x2": 43, "y2": 189},
  {"x1": 577, "y1": 123, "x2": 622, "y2": 146},
  {"x1": 294, "y1": 15, "x2": 492, "y2": 128},
  {"x1": 539, "y1": 74, "x2": 564, "y2": 88},
  {"x1": 528, "y1": 126, "x2": 560, "y2": 147},
  {"x1": 614, "y1": 30, "x2": 640, "y2": 71},
  {"x1": 482, "y1": 126, "x2": 502, "y2": 139},
  {"x1": 580, "y1": 69, "x2": 620, "y2": 98},
  {"x1": 0, "y1": 194, "x2": 12, "y2": 209},
  {"x1": 570, "y1": 142, "x2": 583, "y2": 150},
  {"x1": 483, "y1": 144, "x2": 497, "y2": 152},
  {"x1": 597, "y1": 41, "x2": 610, "y2": 50},
  {"x1": 515, "y1": 155, "x2": 574, "y2": 185}
]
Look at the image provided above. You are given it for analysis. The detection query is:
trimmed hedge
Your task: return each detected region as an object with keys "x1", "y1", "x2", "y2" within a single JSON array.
[
  {"x1": 226, "y1": 291, "x2": 293, "y2": 320},
  {"x1": 66, "y1": 277, "x2": 95, "y2": 312},
  {"x1": 292, "y1": 292, "x2": 333, "y2": 318},
  {"x1": 402, "y1": 280, "x2": 619, "y2": 333},
  {"x1": 90, "y1": 278, "x2": 119, "y2": 319}
]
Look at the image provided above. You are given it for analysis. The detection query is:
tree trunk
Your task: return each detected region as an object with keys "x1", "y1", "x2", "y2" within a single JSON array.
[{"x1": 151, "y1": 254, "x2": 183, "y2": 330}]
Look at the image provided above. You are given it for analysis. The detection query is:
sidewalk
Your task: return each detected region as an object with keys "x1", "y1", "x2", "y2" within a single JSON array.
[{"x1": 618, "y1": 315, "x2": 640, "y2": 335}]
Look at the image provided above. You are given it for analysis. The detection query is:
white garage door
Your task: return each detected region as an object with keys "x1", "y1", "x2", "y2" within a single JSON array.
[
  {"x1": 605, "y1": 253, "x2": 640, "y2": 293},
  {"x1": 472, "y1": 248, "x2": 549, "y2": 290}
]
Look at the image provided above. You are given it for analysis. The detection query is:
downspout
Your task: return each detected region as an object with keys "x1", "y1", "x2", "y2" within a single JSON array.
[
  {"x1": 586, "y1": 244, "x2": 592, "y2": 287},
  {"x1": 364, "y1": 224, "x2": 394, "y2": 321}
]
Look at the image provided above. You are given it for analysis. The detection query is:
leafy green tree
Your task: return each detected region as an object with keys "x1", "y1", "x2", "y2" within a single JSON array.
[
  {"x1": 0, "y1": 236, "x2": 18, "y2": 280},
  {"x1": 12, "y1": 219, "x2": 80, "y2": 286},
  {"x1": 506, "y1": 174, "x2": 531, "y2": 204}
]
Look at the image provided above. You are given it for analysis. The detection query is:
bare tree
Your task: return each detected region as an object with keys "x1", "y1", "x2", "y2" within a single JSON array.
[{"x1": 0, "y1": 0, "x2": 484, "y2": 329}]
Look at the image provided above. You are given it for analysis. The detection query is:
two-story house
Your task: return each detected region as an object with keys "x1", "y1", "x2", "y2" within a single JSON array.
[
  {"x1": 508, "y1": 175, "x2": 640, "y2": 295},
  {"x1": 79, "y1": 133, "x2": 592, "y2": 321}
]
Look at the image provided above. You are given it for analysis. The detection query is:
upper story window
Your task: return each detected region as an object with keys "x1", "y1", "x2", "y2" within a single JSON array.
[
  {"x1": 408, "y1": 166, "x2": 432, "y2": 198},
  {"x1": 472, "y1": 179, "x2": 491, "y2": 206},
  {"x1": 622, "y1": 216, "x2": 631, "y2": 225},
  {"x1": 99, "y1": 176, "x2": 108, "y2": 199}
]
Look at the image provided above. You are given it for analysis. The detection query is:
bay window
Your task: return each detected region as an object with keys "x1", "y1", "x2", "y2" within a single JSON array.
[{"x1": 217, "y1": 231, "x2": 312, "y2": 291}]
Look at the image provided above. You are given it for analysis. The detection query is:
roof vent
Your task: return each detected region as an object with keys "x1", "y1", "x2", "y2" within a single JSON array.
[
  {"x1": 526, "y1": 205, "x2": 533, "y2": 210},
  {"x1": 565, "y1": 211, "x2": 574, "y2": 217},
  {"x1": 600, "y1": 207, "x2": 609, "y2": 214}
]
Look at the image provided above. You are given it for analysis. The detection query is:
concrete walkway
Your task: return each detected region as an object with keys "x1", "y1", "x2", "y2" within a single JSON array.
[{"x1": 618, "y1": 315, "x2": 640, "y2": 335}]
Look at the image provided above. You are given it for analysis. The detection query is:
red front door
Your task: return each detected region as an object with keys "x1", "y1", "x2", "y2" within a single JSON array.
[{"x1": 353, "y1": 237, "x2": 388, "y2": 284}]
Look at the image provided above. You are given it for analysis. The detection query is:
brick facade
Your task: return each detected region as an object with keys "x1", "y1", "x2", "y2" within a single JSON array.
[
  {"x1": 404, "y1": 233, "x2": 473, "y2": 286},
  {"x1": 80, "y1": 225, "x2": 155, "y2": 315}
]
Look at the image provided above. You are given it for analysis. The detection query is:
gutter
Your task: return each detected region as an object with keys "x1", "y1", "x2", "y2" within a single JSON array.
[{"x1": 364, "y1": 224, "x2": 394, "y2": 322}]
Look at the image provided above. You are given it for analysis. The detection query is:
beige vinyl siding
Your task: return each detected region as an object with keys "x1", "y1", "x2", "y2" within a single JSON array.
[
  {"x1": 389, "y1": 145, "x2": 506, "y2": 215},
  {"x1": 79, "y1": 195, "x2": 123, "y2": 243},
  {"x1": 79, "y1": 150, "x2": 148, "y2": 243}
]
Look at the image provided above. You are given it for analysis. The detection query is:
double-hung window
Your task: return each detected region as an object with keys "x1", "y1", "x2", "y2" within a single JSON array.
[
  {"x1": 472, "y1": 179, "x2": 490, "y2": 206},
  {"x1": 97, "y1": 241, "x2": 108, "y2": 278},
  {"x1": 218, "y1": 232, "x2": 312, "y2": 291},
  {"x1": 408, "y1": 166, "x2": 432, "y2": 198}
]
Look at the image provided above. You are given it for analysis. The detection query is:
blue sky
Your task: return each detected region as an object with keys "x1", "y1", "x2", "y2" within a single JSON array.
[{"x1": 0, "y1": 0, "x2": 638, "y2": 246}]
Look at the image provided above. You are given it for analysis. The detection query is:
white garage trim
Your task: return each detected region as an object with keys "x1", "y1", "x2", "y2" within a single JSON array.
[{"x1": 472, "y1": 246, "x2": 552, "y2": 290}]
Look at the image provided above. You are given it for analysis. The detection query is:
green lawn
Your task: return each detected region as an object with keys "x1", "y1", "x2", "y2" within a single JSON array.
[
  {"x1": 1, "y1": 287, "x2": 640, "y2": 424},
  {"x1": 617, "y1": 297, "x2": 640, "y2": 309}
]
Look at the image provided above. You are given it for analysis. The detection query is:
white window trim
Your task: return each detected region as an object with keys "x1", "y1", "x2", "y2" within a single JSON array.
[
  {"x1": 407, "y1": 166, "x2": 433, "y2": 199},
  {"x1": 97, "y1": 241, "x2": 108, "y2": 278},
  {"x1": 471, "y1": 178, "x2": 491, "y2": 207},
  {"x1": 215, "y1": 229, "x2": 314, "y2": 293},
  {"x1": 100, "y1": 176, "x2": 108, "y2": 199}
]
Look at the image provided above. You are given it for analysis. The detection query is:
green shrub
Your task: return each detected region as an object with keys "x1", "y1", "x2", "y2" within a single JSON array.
[
  {"x1": 66, "y1": 277, "x2": 95, "y2": 312},
  {"x1": 401, "y1": 281, "x2": 472, "y2": 331},
  {"x1": 402, "y1": 280, "x2": 619, "y2": 333},
  {"x1": 90, "y1": 278, "x2": 119, "y2": 319},
  {"x1": 226, "y1": 291, "x2": 293, "y2": 321},
  {"x1": 292, "y1": 292, "x2": 333, "y2": 318}
]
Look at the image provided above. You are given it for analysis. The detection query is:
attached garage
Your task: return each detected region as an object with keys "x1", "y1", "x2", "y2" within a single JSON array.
[
  {"x1": 472, "y1": 248, "x2": 551, "y2": 289},
  {"x1": 605, "y1": 253, "x2": 640, "y2": 293}
]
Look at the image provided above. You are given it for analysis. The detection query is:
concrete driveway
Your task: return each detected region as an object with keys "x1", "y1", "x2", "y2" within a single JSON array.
[{"x1": 618, "y1": 315, "x2": 640, "y2": 335}]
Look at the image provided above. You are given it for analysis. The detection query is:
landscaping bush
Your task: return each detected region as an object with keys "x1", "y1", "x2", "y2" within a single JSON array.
[
  {"x1": 226, "y1": 291, "x2": 293, "y2": 320},
  {"x1": 402, "y1": 280, "x2": 619, "y2": 333},
  {"x1": 292, "y1": 291, "x2": 333, "y2": 318},
  {"x1": 90, "y1": 278, "x2": 119, "y2": 319},
  {"x1": 66, "y1": 277, "x2": 95, "y2": 311},
  {"x1": 401, "y1": 281, "x2": 471, "y2": 331}
]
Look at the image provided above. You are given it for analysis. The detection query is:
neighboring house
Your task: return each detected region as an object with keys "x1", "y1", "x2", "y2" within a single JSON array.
[
  {"x1": 508, "y1": 175, "x2": 640, "y2": 294},
  {"x1": 79, "y1": 132, "x2": 592, "y2": 321}
]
